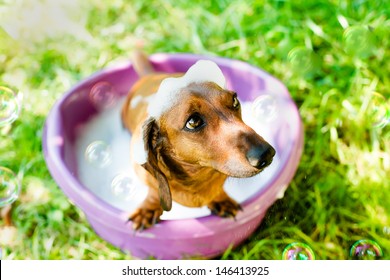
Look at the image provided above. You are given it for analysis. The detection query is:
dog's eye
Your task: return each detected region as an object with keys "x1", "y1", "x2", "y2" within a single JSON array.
[
  {"x1": 185, "y1": 114, "x2": 205, "y2": 131},
  {"x1": 233, "y1": 95, "x2": 240, "y2": 109}
]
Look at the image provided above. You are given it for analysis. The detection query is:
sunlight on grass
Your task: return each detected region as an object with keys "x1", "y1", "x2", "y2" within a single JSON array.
[{"x1": 0, "y1": 0, "x2": 389, "y2": 259}]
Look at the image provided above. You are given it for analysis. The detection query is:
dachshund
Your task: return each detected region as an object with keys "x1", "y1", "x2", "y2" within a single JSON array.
[{"x1": 121, "y1": 51, "x2": 275, "y2": 230}]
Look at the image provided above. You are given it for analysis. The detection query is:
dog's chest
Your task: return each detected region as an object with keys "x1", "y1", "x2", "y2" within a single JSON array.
[{"x1": 169, "y1": 174, "x2": 226, "y2": 207}]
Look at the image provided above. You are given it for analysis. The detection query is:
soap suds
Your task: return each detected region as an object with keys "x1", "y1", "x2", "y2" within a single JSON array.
[{"x1": 147, "y1": 60, "x2": 226, "y2": 118}]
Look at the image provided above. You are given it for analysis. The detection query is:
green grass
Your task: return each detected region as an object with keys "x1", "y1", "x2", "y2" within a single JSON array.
[{"x1": 0, "y1": 0, "x2": 389, "y2": 260}]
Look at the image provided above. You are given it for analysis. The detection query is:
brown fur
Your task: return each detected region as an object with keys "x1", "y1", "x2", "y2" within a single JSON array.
[{"x1": 122, "y1": 52, "x2": 274, "y2": 230}]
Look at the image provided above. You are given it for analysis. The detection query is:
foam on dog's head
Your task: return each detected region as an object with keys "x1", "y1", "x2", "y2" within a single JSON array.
[{"x1": 147, "y1": 60, "x2": 226, "y2": 118}]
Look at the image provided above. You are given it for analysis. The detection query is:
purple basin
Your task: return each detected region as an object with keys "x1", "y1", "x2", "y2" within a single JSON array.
[{"x1": 42, "y1": 53, "x2": 303, "y2": 259}]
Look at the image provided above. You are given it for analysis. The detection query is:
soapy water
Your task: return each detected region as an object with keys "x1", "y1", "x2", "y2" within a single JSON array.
[
  {"x1": 0, "y1": 86, "x2": 20, "y2": 127},
  {"x1": 0, "y1": 166, "x2": 20, "y2": 207},
  {"x1": 282, "y1": 242, "x2": 315, "y2": 260},
  {"x1": 367, "y1": 92, "x2": 390, "y2": 128},
  {"x1": 343, "y1": 25, "x2": 374, "y2": 58},
  {"x1": 350, "y1": 240, "x2": 383, "y2": 260},
  {"x1": 75, "y1": 99, "x2": 281, "y2": 220}
]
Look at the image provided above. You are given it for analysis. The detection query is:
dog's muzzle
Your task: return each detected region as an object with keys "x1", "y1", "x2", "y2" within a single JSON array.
[{"x1": 246, "y1": 143, "x2": 275, "y2": 170}]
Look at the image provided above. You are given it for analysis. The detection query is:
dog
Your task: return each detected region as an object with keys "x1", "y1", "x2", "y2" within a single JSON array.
[{"x1": 121, "y1": 51, "x2": 275, "y2": 230}]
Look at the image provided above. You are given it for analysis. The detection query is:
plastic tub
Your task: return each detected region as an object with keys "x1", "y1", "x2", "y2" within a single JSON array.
[{"x1": 43, "y1": 53, "x2": 303, "y2": 259}]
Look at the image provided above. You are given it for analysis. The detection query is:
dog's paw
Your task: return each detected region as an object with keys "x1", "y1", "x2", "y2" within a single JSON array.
[
  {"x1": 208, "y1": 198, "x2": 243, "y2": 219},
  {"x1": 128, "y1": 207, "x2": 163, "y2": 231}
]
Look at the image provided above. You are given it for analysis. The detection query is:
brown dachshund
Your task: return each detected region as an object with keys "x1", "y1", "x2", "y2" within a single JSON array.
[{"x1": 121, "y1": 51, "x2": 275, "y2": 230}]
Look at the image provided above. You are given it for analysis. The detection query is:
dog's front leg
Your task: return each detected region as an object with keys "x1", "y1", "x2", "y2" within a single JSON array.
[
  {"x1": 207, "y1": 192, "x2": 242, "y2": 219},
  {"x1": 128, "y1": 187, "x2": 163, "y2": 231}
]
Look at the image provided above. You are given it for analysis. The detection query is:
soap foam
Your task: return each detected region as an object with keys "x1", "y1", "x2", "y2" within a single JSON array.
[{"x1": 147, "y1": 60, "x2": 226, "y2": 118}]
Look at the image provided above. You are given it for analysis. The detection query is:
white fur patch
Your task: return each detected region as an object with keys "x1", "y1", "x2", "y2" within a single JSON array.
[{"x1": 147, "y1": 60, "x2": 226, "y2": 118}]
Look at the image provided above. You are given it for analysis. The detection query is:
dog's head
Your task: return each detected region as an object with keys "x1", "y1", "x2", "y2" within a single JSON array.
[{"x1": 138, "y1": 61, "x2": 275, "y2": 211}]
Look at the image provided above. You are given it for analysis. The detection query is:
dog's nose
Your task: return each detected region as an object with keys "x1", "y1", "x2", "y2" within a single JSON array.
[{"x1": 246, "y1": 143, "x2": 275, "y2": 169}]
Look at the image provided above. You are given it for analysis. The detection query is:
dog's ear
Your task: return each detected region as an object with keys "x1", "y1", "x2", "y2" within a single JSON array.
[{"x1": 141, "y1": 117, "x2": 172, "y2": 211}]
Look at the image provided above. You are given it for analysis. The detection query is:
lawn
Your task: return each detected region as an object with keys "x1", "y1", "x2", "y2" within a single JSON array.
[{"x1": 0, "y1": 0, "x2": 389, "y2": 260}]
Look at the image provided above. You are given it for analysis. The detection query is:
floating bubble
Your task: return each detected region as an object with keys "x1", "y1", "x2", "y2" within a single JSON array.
[
  {"x1": 350, "y1": 240, "x2": 383, "y2": 260},
  {"x1": 383, "y1": 226, "x2": 390, "y2": 236},
  {"x1": 343, "y1": 25, "x2": 375, "y2": 58},
  {"x1": 0, "y1": 86, "x2": 20, "y2": 127},
  {"x1": 287, "y1": 47, "x2": 318, "y2": 75},
  {"x1": 252, "y1": 94, "x2": 279, "y2": 122},
  {"x1": 0, "y1": 167, "x2": 20, "y2": 207},
  {"x1": 89, "y1": 82, "x2": 117, "y2": 110},
  {"x1": 366, "y1": 92, "x2": 390, "y2": 128},
  {"x1": 282, "y1": 242, "x2": 315, "y2": 260},
  {"x1": 85, "y1": 141, "x2": 112, "y2": 168},
  {"x1": 111, "y1": 174, "x2": 137, "y2": 201}
]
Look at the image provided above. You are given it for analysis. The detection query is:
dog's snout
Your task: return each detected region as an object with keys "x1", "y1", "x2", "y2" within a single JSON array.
[{"x1": 246, "y1": 143, "x2": 275, "y2": 169}]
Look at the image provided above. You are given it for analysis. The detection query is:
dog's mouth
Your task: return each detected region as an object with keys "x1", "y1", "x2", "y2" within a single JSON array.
[
  {"x1": 217, "y1": 156, "x2": 274, "y2": 178},
  {"x1": 237, "y1": 163, "x2": 272, "y2": 178},
  {"x1": 223, "y1": 168, "x2": 263, "y2": 178}
]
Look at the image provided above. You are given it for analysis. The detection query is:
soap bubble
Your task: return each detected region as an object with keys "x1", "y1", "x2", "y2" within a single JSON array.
[
  {"x1": 350, "y1": 240, "x2": 383, "y2": 260},
  {"x1": 343, "y1": 26, "x2": 374, "y2": 58},
  {"x1": 287, "y1": 47, "x2": 318, "y2": 75},
  {"x1": 252, "y1": 94, "x2": 279, "y2": 122},
  {"x1": 85, "y1": 141, "x2": 112, "y2": 168},
  {"x1": 0, "y1": 86, "x2": 20, "y2": 127},
  {"x1": 366, "y1": 92, "x2": 389, "y2": 128},
  {"x1": 111, "y1": 174, "x2": 137, "y2": 201},
  {"x1": 282, "y1": 242, "x2": 315, "y2": 260},
  {"x1": 383, "y1": 226, "x2": 390, "y2": 236},
  {"x1": 0, "y1": 167, "x2": 20, "y2": 207},
  {"x1": 89, "y1": 82, "x2": 117, "y2": 110}
]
